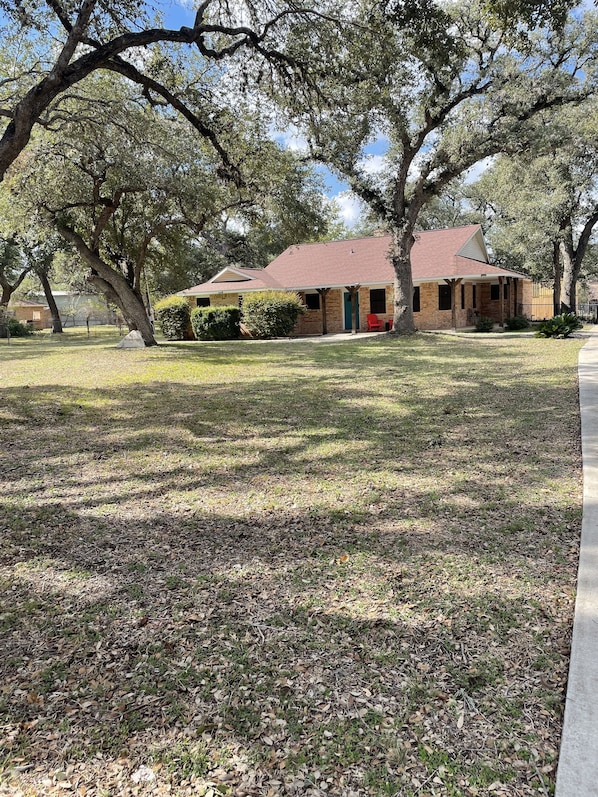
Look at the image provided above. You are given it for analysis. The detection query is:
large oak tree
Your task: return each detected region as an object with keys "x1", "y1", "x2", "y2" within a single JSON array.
[
  {"x1": 1, "y1": 75, "x2": 332, "y2": 344},
  {"x1": 471, "y1": 102, "x2": 598, "y2": 314},
  {"x1": 291, "y1": 0, "x2": 598, "y2": 332}
]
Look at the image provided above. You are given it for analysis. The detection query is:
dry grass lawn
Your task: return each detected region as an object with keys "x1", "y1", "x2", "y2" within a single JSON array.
[{"x1": 0, "y1": 327, "x2": 585, "y2": 797}]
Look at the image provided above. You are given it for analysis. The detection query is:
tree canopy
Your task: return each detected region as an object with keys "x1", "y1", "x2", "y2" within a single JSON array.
[
  {"x1": 289, "y1": 0, "x2": 598, "y2": 330},
  {"x1": 0, "y1": 0, "x2": 321, "y2": 182},
  {"x1": 1, "y1": 0, "x2": 597, "y2": 337},
  {"x1": 0, "y1": 72, "x2": 332, "y2": 343},
  {"x1": 470, "y1": 101, "x2": 598, "y2": 313}
]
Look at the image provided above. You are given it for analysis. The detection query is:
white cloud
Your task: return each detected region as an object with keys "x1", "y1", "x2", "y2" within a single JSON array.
[
  {"x1": 357, "y1": 153, "x2": 388, "y2": 176},
  {"x1": 330, "y1": 191, "x2": 365, "y2": 228},
  {"x1": 270, "y1": 123, "x2": 309, "y2": 154},
  {"x1": 463, "y1": 156, "x2": 495, "y2": 184}
]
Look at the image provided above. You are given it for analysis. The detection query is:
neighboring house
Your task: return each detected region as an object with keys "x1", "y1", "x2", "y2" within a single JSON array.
[
  {"x1": 180, "y1": 225, "x2": 532, "y2": 334},
  {"x1": 9, "y1": 298, "x2": 52, "y2": 330},
  {"x1": 24, "y1": 290, "x2": 115, "y2": 327}
]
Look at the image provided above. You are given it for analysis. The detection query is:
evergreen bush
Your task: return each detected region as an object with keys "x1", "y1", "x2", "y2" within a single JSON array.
[
  {"x1": 0, "y1": 317, "x2": 34, "y2": 338},
  {"x1": 241, "y1": 290, "x2": 305, "y2": 338},
  {"x1": 191, "y1": 306, "x2": 241, "y2": 340},
  {"x1": 535, "y1": 313, "x2": 583, "y2": 339},
  {"x1": 155, "y1": 295, "x2": 192, "y2": 340},
  {"x1": 504, "y1": 315, "x2": 530, "y2": 331},
  {"x1": 475, "y1": 316, "x2": 495, "y2": 332}
]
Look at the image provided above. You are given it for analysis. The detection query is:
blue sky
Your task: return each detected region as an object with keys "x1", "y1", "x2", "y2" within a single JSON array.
[{"x1": 160, "y1": 2, "x2": 374, "y2": 225}]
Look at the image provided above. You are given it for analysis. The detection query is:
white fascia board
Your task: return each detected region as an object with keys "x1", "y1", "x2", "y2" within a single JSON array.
[{"x1": 414, "y1": 272, "x2": 528, "y2": 284}]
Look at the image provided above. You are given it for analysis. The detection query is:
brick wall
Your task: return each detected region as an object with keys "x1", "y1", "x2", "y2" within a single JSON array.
[
  {"x1": 12, "y1": 305, "x2": 52, "y2": 330},
  {"x1": 416, "y1": 283, "x2": 454, "y2": 330},
  {"x1": 188, "y1": 278, "x2": 533, "y2": 335}
]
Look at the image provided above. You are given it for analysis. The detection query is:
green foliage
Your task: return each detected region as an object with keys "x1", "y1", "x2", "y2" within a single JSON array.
[
  {"x1": 535, "y1": 312, "x2": 583, "y2": 338},
  {"x1": 504, "y1": 314, "x2": 530, "y2": 330},
  {"x1": 241, "y1": 290, "x2": 305, "y2": 338},
  {"x1": 190, "y1": 306, "x2": 240, "y2": 340},
  {"x1": 475, "y1": 316, "x2": 495, "y2": 332},
  {"x1": 0, "y1": 317, "x2": 34, "y2": 338},
  {"x1": 155, "y1": 295, "x2": 192, "y2": 341}
]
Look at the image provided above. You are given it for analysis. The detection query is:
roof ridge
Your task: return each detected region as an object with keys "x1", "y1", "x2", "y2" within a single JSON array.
[{"x1": 280, "y1": 225, "x2": 481, "y2": 250}]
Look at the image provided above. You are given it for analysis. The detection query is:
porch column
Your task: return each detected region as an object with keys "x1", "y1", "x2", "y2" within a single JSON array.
[
  {"x1": 509, "y1": 277, "x2": 515, "y2": 317},
  {"x1": 498, "y1": 276, "x2": 505, "y2": 326},
  {"x1": 445, "y1": 278, "x2": 463, "y2": 330},
  {"x1": 513, "y1": 279, "x2": 519, "y2": 316},
  {"x1": 317, "y1": 288, "x2": 331, "y2": 335},
  {"x1": 345, "y1": 285, "x2": 360, "y2": 334}
]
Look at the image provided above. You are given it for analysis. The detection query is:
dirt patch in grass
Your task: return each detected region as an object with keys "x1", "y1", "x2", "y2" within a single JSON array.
[{"x1": 0, "y1": 329, "x2": 583, "y2": 796}]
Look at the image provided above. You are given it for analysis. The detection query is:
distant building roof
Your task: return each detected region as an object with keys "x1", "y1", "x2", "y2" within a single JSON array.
[{"x1": 10, "y1": 298, "x2": 49, "y2": 308}]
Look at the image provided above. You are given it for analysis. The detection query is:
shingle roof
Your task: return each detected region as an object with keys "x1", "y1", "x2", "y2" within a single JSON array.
[
  {"x1": 181, "y1": 225, "x2": 526, "y2": 296},
  {"x1": 10, "y1": 298, "x2": 48, "y2": 307}
]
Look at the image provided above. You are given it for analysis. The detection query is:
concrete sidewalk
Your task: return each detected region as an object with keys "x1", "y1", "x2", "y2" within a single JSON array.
[{"x1": 556, "y1": 327, "x2": 598, "y2": 796}]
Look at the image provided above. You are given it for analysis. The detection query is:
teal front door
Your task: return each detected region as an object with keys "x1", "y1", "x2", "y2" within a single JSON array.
[{"x1": 344, "y1": 291, "x2": 360, "y2": 331}]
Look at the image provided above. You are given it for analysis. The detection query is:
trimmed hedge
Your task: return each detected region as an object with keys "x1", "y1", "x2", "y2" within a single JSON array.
[
  {"x1": 155, "y1": 295, "x2": 192, "y2": 340},
  {"x1": 536, "y1": 312, "x2": 583, "y2": 339},
  {"x1": 191, "y1": 306, "x2": 241, "y2": 340},
  {"x1": 241, "y1": 290, "x2": 305, "y2": 338}
]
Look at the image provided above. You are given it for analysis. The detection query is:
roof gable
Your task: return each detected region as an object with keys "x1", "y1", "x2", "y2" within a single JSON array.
[{"x1": 455, "y1": 227, "x2": 489, "y2": 262}]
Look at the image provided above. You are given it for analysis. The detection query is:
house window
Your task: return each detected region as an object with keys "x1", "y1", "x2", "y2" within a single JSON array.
[
  {"x1": 413, "y1": 286, "x2": 421, "y2": 313},
  {"x1": 472, "y1": 285, "x2": 477, "y2": 308},
  {"x1": 305, "y1": 293, "x2": 320, "y2": 310},
  {"x1": 504, "y1": 283, "x2": 508, "y2": 299},
  {"x1": 196, "y1": 297, "x2": 210, "y2": 307},
  {"x1": 438, "y1": 284, "x2": 452, "y2": 311},
  {"x1": 461, "y1": 284, "x2": 465, "y2": 310},
  {"x1": 490, "y1": 284, "x2": 500, "y2": 301},
  {"x1": 369, "y1": 288, "x2": 386, "y2": 314}
]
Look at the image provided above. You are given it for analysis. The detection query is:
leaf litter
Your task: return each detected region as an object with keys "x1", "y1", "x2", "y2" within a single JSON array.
[{"x1": 0, "y1": 330, "x2": 584, "y2": 796}]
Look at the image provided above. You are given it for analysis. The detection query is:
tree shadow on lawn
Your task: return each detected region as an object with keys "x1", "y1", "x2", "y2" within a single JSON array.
[
  {"x1": 0, "y1": 499, "x2": 572, "y2": 795},
  {"x1": 1, "y1": 363, "x2": 580, "y2": 581},
  {"x1": 0, "y1": 337, "x2": 581, "y2": 793}
]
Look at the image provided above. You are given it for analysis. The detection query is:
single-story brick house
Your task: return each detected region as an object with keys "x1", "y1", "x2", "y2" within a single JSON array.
[{"x1": 180, "y1": 225, "x2": 532, "y2": 334}]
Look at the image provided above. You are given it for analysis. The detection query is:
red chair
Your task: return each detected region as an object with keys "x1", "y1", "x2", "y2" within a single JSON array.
[{"x1": 366, "y1": 313, "x2": 384, "y2": 331}]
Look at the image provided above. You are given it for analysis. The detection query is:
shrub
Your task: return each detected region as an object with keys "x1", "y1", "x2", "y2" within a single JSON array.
[
  {"x1": 241, "y1": 290, "x2": 305, "y2": 338},
  {"x1": 155, "y1": 295, "x2": 192, "y2": 340},
  {"x1": 475, "y1": 316, "x2": 495, "y2": 332},
  {"x1": 191, "y1": 306, "x2": 241, "y2": 340},
  {"x1": 536, "y1": 312, "x2": 583, "y2": 339},
  {"x1": 0, "y1": 316, "x2": 34, "y2": 338},
  {"x1": 504, "y1": 314, "x2": 530, "y2": 331}
]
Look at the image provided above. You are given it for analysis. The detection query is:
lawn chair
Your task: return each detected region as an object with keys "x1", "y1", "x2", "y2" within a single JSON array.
[{"x1": 366, "y1": 313, "x2": 384, "y2": 331}]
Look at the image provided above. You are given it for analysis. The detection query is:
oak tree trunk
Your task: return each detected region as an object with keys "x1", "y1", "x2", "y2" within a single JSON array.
[
  {"x1": 560, "y1": 237, "x2": 577, "y2": 313},
  {"x1": 37, "y1": 268, "x2": 63, "y2": 333},
  {"x1": 57, "y1": 225, "x2": 157, "y2": 345},
  {"x1": 390, "y1": 228, "x2": 416, "y2": 334},
  {"x1": 552, "y1": 241, "x2": 562, "y2": 316}
]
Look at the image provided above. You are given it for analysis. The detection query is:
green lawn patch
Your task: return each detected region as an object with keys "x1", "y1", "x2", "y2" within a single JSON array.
[{"x1": 0, "y1": 330, "x2": 583, "y2": 796}]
